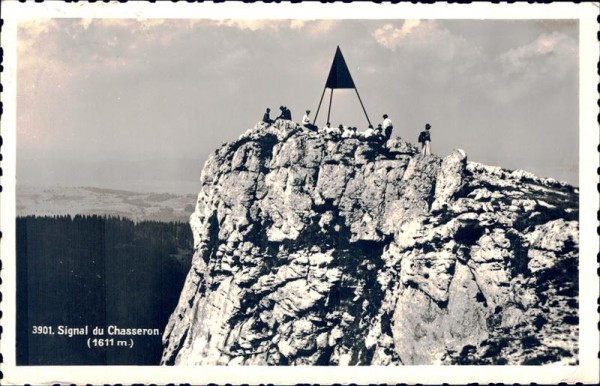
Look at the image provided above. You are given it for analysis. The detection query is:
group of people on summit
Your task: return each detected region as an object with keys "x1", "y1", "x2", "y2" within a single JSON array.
[
  {"x1": 262, "y1": 106, "x2": 432, "y2": 155},
  {"x1": 262, "y1": 106, "x2": 291, "y2": 124}
]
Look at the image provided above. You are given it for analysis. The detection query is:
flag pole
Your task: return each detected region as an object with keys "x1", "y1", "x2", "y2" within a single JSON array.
[
  {"x1": 327, "y1": 88, "x2": 334, "y2": 124},
  {"x1": 313, "y1": 86, "x2": 327, "y2": 125},
  {"x1": 354, "y1": 86, "x2": 371, "y2": 127}
]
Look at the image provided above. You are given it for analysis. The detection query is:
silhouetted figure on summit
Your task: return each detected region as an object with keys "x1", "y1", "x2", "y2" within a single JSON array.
[
  {"x1": 262, "y1": 108, "x2": 273, "y2": 125},
  {"x1": 277, "y1": 106, "x2": 292, "y2": 121},
  {"x1": 382, "y1": 114, "x2": 394, "y2": 141},
  {"x1": 276, "y1": 106, "x2": 284, "y2": 120},
  {"x1": 419, "y1": 123, "x2": 432, "y2": 155}
]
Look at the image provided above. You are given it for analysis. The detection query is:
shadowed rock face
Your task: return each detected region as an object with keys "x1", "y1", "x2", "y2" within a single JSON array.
[{"x1": 161, "y1": 120, "x2": 578, "y2": 366}]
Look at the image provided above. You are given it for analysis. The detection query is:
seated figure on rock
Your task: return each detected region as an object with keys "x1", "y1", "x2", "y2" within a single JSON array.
[{"x1": 341, "y1": 126, "x2": 357, "y2": 139}]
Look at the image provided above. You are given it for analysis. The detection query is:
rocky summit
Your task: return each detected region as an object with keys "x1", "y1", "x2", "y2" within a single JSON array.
[{"x1": 161, "y1": 119, "x2": 578, "y2": 366}]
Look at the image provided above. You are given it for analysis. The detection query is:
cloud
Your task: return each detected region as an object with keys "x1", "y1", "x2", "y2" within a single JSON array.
[
  {"x1": 371, "y1": 20, "x2": 480, "y2": 64},
  {"x1": 457, "y1": 30, "x2": 577, "y2": 108},
  {"x1": 18, "y1": 19, "x2": 58, "y2": 63},
  {"x1": 136, "y1": 18, "x2": 166, "y2": 30},
  {"x1": 213, "y1": 19, "x2": 287, "y2": 31},
  {"x1": 371, "y1": 19, "x2": 422, "y2": 49},
  {"x1": 18, "y1": 19, "x2": 66, "y2": 94},
  {"x1": 305, "y1": 20, "x2": 340, "y2": 36},
  {"x1": 290, "y1": 20, "x2": 306, "y2": 30},
  {"x1": 499, "y1": 32, "x2": 577, "y2": 77},
  {"x1": 19, "y1": 19, "x2": 57, "y2": 36},
  {"x1": 206, "y1": 19, "x2": 339, "y2": 35}
]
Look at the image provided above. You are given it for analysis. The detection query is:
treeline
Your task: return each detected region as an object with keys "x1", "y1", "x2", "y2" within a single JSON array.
[{"x1": 16, "y1": 215, "x2": 194, "y2": 365}]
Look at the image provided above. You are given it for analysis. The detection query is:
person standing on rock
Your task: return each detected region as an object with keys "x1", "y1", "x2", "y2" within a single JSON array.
[
  {"x1": 262, "y1": 108, "x2": 273, "y2": 125},
  {"x1": 382, "y1": 114, "x2": 394, "y2": 141},
  {"x1": 418, "y1": 123, "x2": 432, "y2": 155}
]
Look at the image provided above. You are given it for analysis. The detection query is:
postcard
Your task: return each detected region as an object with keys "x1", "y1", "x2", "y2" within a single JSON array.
[{"x1": 1, "y1": 1, "x2": 598, "y2": 384}]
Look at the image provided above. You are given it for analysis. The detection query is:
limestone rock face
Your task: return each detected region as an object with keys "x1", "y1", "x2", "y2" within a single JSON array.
[{"x1": 162, "y1": 120, "x2": 579, "y2": 366}]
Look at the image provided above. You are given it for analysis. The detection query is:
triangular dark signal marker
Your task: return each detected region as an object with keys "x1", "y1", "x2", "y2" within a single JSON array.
[
  {"x1": 314, "y1": 46, "x2": 371, "y2": 126},
  {"x1": 325, "y1": 46, "x2": 356, "y2": 89}
]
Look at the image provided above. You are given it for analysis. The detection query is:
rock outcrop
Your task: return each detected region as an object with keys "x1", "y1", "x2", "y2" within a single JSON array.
[{"x1": 162, "y1": 119, "x2": 578, "y2": 366}]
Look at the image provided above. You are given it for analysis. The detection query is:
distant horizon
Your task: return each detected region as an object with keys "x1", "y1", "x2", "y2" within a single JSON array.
[
  {"x1": 18, "y1": 19, "x2": 579, "y2": 190},
  {"x1": 16, "y1": 182, "x2": 199, "y2": 196},
  {"x1": 16, "y1": 184, "x2": 197, "y2": 223}
]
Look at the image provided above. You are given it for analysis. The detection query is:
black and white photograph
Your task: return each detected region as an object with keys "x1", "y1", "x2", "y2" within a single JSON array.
[{"x1": 1, "y1": 2, "x2": 598, "y2": 385}]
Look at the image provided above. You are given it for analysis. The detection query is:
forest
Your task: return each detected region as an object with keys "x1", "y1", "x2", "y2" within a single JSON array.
[{"x1": 16, "y1": 215, "x2": 194, "y2": 365}]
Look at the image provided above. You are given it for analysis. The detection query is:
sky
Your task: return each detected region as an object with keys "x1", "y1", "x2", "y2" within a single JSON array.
[{"x1": 17, "y1": 18, "x2": 579, "y2": 193}]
